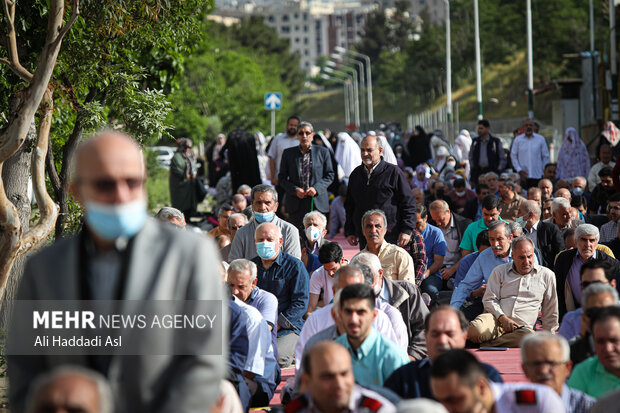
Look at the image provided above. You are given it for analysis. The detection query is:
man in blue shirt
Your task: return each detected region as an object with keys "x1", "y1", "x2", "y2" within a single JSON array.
[
  {"x1": 450, "y1": 221, "x2": 514, "y2": 316},
  {"x1": 335, "y1": 283, "x2": 409, "y2": 387},
  {"x1": 252, "y1": 222, "x2": 309, "y2": 368},
  {"x1": 417, "y1": 205, "x2": 447, "y2": 298},
  {"x1": 453, "y1": 231, "x2": 491, "y2": 321},
  {"x1": 384, "y1": 306, "x2": 502, "y2": 400}
]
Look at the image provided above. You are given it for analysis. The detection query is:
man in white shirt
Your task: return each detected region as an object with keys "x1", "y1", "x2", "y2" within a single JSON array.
[
  {"x1": 588, "y1": 144, "x2": 615, "y2": 190},
  {"x1": 511, "y1": 119, "x2": 550, "y2": 189},
  {"x1": 267, "y1": 115, "x2": 300, "y2": 185}
]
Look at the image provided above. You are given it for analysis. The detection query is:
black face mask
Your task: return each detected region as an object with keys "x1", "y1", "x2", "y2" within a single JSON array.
[{"x1": 436, "y1": 188, "x2": 445, "y2": 198}]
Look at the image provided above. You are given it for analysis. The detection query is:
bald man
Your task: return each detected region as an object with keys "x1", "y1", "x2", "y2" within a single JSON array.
[{"x1": 8, "y1": 131, "x2": 226, "y2": 413}]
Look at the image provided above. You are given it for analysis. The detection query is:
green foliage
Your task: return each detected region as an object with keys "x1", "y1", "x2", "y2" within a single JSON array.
[
  {"x1": 145, "y1": 150, "x2": 171, "y2": 213},
  {"x1": 166, "y1": 18, "x2": 306, "y2": 142}
]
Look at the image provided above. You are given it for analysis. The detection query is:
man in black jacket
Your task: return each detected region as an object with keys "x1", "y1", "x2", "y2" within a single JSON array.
[
  {"x1": 554, "y1": 223, "x2": 619, "y2": 320},
  {"x1": 468, "y1": 119, "x2": 506, "y2": 184},
  {"x1": 462, "y1": 183, "x2": 490, "y2": 221},
  {"x1": 428, "y1": 200, "x2": 471, "y2": 282},
  {"x1": 344, "y1": 135, "x2": 416, "y2": 249},
  {"x1": 516, "y1": 200, "x2": 564, "y2": 269}
]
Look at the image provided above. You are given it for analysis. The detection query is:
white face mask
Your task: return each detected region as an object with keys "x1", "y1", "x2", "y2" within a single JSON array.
[
  {"x1": 305, "y1": 225, "x2": 321, "y2": 242},
  {"x1": 447, "y1": 161, "x2": 456, "y2": 169},
  {"x1": 455, "y1": 190, "x2": 466, "y2": 197}
]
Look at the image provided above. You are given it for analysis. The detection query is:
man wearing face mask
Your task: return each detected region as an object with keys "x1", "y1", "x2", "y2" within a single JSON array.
[
  {"x1": 301, "y1": 211, "x2": 328, "y2": 256},
  {"x1": 251, "y1": 222, "x2": 309, "y2": 368},
  {"x1": 8, "y1": 132, "x2": 226, "y2": 413},
  {"x1": 229, "y1": 184, "x2": 301, "y2": 261}
]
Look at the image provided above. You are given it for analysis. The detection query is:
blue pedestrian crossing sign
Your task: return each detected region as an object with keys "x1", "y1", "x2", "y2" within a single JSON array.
[{"x1": 265, "y1": 92, "x2": 282, "y2": 110}]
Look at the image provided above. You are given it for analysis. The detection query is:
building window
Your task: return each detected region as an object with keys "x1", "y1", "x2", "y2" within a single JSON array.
[
  {"x1": 294, "y1": 13, "x2": 298, "y2": 19},
  {"x1": 303, "y1": 13, "x2": 308, "y2": 20},
  {"x1": 304, "y1": 37, "x2": 308, "y2": 44},
  {"x1": 282, "y1": 14, "x2": 289, "y2": 22},
  {"x1": 316, "y1": 21, "x2": 321, "y2": 29},
  {"x1": 268, "y1": 15, "x2": 275, "y2": 22},
  {"x1": 295, "y1": 37, "x2": 300, "y2": 43},
  {"x1": 295, "y1": 25, "x2": 299, "y2": 31},
  {"x1": 304, "y1": 25, "x2": 308, "y2": 32},
  {"x1": 304, "y1": 49, "x2": 309, "y2": 56},
  {"x1": 281, "y1": 26, "x2": 290, "y2": 33}
]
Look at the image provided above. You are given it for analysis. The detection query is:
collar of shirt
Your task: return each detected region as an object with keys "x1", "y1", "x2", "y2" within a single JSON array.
[
  {"x1": 576, "y1": 250, "x2": 597, "y2": 264},
  {"x1": 257, "y1": 250, "x2": 284, "y2": 270},
  {"x1": 530, "y1": 220, "x2": 540, "y2": 232},
  {"x1": 365, "y1": 159, "x2": 381, "y2": 177},
  {"x1": 342, "y1": 328, "x2": 379, "y2": 360},
  {"x1": 448, "y1": 215, "x2": 456, "y2": 229},
  {"x1": 509, "y1": 262, "x2": 540, "y2": 276},
  {"x1": 379, "y1": 281, "x2": 390, "y2": 303},
  {"x1": 299, "y1": 145, "x2": 312, "y2": 155},
  {"x1": 493, "y1": 247, "x2": 512, "y2": 263}
]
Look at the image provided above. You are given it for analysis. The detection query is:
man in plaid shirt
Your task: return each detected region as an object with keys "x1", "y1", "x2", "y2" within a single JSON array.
[{"x1": 407, "y1": 229, "x2": 427, "y2": 285}]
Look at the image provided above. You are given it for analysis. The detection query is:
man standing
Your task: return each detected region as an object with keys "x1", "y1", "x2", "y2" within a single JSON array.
[
  {"x1": 498, "y1": 178, "x2": 525, "y2": 221},
  {"x1": 521, "y1": 332, "x2": 594, "y2": 413},
  {"x1": 268, "y1": 115, "x2": 300, "y2": 186},
  {"x1": 345, "y1": 135, "x2": 416, "y2": 249},
  {"x1": 468, "y1": 119, "x2": 506, "y2": 184},
  {"x1": 251, "y1": 222, "x2": 309, "y2": 368},
  {"x1": 384, "y1": 306, "x2": 502, "y2": 400},
  {"x1": 517, "y1": 200, "x2": 564, "y2": 268},
  {"x1": 588, "y1": 143, "x2": 615, "y2": 190},
  {"x1": 279, "y1": 121, "x2": 335, "y2": 231},
  {"x1": 228, "y1": 184, "x2": 301, "y2": 261},
  {"x1": 511, "y1": 118, "x2": 551, "y2": 188},
  {"x1": 291, "y1": 341, "x2": 395, "y2": 412},
  {"x1": 554, "y1": 224, "x2": 619, "y2": 318},
  {"x1": 429, "y1": 200, "x2": 472, "y2": 282},
  {"x1": 335, "y1": 284, "x2": 409, "y2": 387},
  {"x1": 8, "y1": 132, "x2": 225, "y2": 413},
  {"x1": 359, "y1": 209, "x2": 416, "y2": 283},
  {"x1": 468, "y1": 236, "x2": 558, "y2": 347}
]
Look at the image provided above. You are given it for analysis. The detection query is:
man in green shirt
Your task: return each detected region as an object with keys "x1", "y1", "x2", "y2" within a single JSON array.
[
  {"x1": 459, "y1": 195, "x2": 504, "y2": 255},
  {"x1": 568, "y1": 306, "x2": 620, "y2": 398}
]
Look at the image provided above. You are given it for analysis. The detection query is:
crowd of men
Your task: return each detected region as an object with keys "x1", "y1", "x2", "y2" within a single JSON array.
[{"x1": 8, "y1": 117, "x2": 620, "y2": 413}]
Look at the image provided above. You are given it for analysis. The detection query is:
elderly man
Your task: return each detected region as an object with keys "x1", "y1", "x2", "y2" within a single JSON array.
[
  {"x1": 301, "y1": 211, "x2": 328, "y2": 256},
  {"x1": 208, "y1": 204, "x2": 234, "y2": 237},
  {"x1": 220, "y1": 213, "x2": 248, "y2": 263},
  {"x1": 588, "y1": 143, "x2": 615, "y2": 190},
  {"x1": 229, "y1": 184, "x2": 301, "y2": 261},
  {"x1": 451, "y1": 221, "x2": 515, "y2": 319},
  {"x1": 351, "y1": 252, "x2": 428, "y2": 360},
  {"x1": 431, "y1": 350, "x2": 564, "y2": 413},
  {"x1": 27, "y1": 367, "x2": 113, "y2": 413},
  {"x1": 544, "y1": 197, "x2": 583, "y2": 233},
  {"x1": 345, "y1": 135, "x2": 417, "y2": 249},
  {"x1": 412, "y1": 187, "x2": 425, "y2": 207},
  {"x1": 155, "y1": 206, "x2": 186, "y2": 229},
  {"x1": 295, "y1": 265, "x2": 400, "y2": 372},
  {"x1": 290, "y1": 341, "x2": 395, "y2": 412},
  {"x1": 600, "y1": 193, "x2": 620, "y2": 242},
  {"x1": 279, "y1": 121, "x2": 335, "y2": 231},
  {"x1": 527, "y1": 186, "x2": 542, "y2": 205},
  {"x1": 572, "y1": 176, "x2": 588, "y2": 195},
  {"x1": 568, "y1": 306, "x2": 620, "y2": 398},
  {"x1": 8, "y1": 132, "x2": 225, "y2": 413},
  {"x1": 385, "y1": 306, "x2": 502, "y2": 400},
  {"x1": 468, "y1": 236, "x2": 558, "y2": 347},
  {"x1": 484, "y1": 172, "x2": 499, "y2": 196},
  {"x1": 521, "y1": 332, "x2": 594, "y2": 413},
  {"x1": 459, "y1": 196, "x2": 503, "y2": 255},
  {"x1": 416, "y1": 205, "x2": 447, "y2": 296},
  {"x1": 498, "y1": 178, "x2": 526, "y2": 221},
  {"x1": 511, "y1": 118, "x2": 551, "y2": 188},
  {"x1": 517, "y1": 200, "x2": 564, "y2": 268},
  {"x1": 554, "y1": 224, "x2": 619, "y2": 319},
  {"x1": 251, "y1": 222, "x2": 309, "y2": 368},
  {"x1": 335, "y1": 284, "x2": 409, "y2": 387},
  {"x1": 538, "y1": 178, "x2": 554, "y2": 201},
  {"x1": 555, "y1": 187, "x2": 572, "y2": 202},
  {"x1": 558, "y1": 259, "x2": 617, "y2": 341},
  {"x1": 429, "y1": 200, "x2": 472, "y2": 281},
  {"x1": 360, "y1": 209, "x2": 416, "y2": 283}
]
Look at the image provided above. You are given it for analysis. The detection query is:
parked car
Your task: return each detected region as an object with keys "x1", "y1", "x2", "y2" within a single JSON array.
[{"x1": 148, "y1": 146, "x2": 175, "y2": 169}]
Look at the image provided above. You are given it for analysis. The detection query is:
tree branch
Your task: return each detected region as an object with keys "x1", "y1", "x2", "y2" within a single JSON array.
[
  {"x1": 1, "y1": 0, "x2": 33, "y2": 83},
  {"x1": 54, "y1": 0, "x2": 80, "y2": 46},
  {"x1": 18, "y1": 88, "x2": 58, "y2": 257}
]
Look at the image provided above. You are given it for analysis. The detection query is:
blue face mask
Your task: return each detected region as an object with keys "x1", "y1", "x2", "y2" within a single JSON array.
[
  {"x1": 85, "y1": 199, "x2": 147, "y2": 241},
  {"x1": 254, "y1": 211, "x2": 275, "y2": 223},
  {"x1": 572, "y1": 187, "x2": 584, "y2": 196},
  {"x1": 514, "y1": 216, "x2": 525, "y2": 227},
  {"x1": 256, "y1": 241, "x2": 277, "y2": 260}
]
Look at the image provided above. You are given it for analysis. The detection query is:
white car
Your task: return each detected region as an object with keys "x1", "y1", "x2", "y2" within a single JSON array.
[{"x1": 148, "y1": 146, "x2": 175, "y2": 169}]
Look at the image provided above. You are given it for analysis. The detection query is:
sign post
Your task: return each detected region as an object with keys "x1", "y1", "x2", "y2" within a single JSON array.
[{"x1": 264, "y1": 92, "x2": 282, "y2": 137}]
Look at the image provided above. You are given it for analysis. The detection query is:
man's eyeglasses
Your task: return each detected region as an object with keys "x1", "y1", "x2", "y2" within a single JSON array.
[
  {"x1": 298, "y1": 131, "x2": 312, "y2": 136},
  {"x1": 79, "y1": 178, "x2": 145, "y2": 193}
]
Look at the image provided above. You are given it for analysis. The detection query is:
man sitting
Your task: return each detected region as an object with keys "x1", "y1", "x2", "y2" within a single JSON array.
[
  {"x1": 516, "y1": 200, "x2": 564, "y2": 269},
  {"x1": 307, "y1": 242, "x2": 346, "y2": 315},
  {"x1": 468, "y1": 236, "x2": 558, "y2": 347}
]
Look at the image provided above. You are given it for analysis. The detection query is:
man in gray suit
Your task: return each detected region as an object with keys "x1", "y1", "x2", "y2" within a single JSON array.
[
  {"x1": 8, "y1": 132, "x2": 226, "y2": 413},
  {"x1": 278, "y1": 121, "x2": 335, "y2": 231}
]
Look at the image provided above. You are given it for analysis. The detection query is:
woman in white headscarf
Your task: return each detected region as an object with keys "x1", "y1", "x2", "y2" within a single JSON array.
[
  {"x1": 556, "y1": 127, "x2": 591, "y2": 180},
  {"x1": 454, "y1": 129, "x2": 472, "y2": 179},
  {"x1": 335, "y1": 132, "x2": 362, "y2": 178},
  {"x1": 377, "y1": 133, "x2": 397, "y2": 165}
]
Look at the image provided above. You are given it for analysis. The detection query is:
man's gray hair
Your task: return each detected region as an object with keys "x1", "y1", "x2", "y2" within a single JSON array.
[
  {"x1": 521, "y1": 200, "x2": 541, "y2": 217},
  {"x1": 361, "y1": 209, "x2": 387, "y2": 229},
  {"x1": 583, "y1": 282, "x2": 619, "y2": 306},
  {"x1": 551, "y1": 197, "x2": 571, "y2": 214},
  {"x1": 25, "y1": 366, "x2": 113, "y2": 413},
  {"x1": 508, "y1": 221, "x2": 523, "y2": 236},
  {"x1": 251, "y1": 184, "x2": 278, "y2": 203},
  {"x1": 350, "y1": 252, "x2": 382, "y2": 275},
  {"x1": 351, "y1": 263, "x2": 375, "y2": 286},
  {"x1": 237, "y1": 184, "x2": 251, "y2": 193},
  {"x1": 397, "y1": 399, "x2": 449, "y2": 413},
  {"x1": 155, "y1": 206, "x2": 184, "y2": 222},
  {"x1": 511, "y1": 235, "x2": 534, "y2": 251},
  {"x1": 297, "y1": 121, "x2": 314, "y2": 132},
  {"x1": 362, "y1": 134, "x2": 384, "y2": 149},
  {"x1": 227, "y1": 213, "x2": 248, "y2": 230},
  {"x1": 485, "y1": 172, "x2": 498, "y2": 180},
  {"x1": 255, "y1": 222, "x2": 282, "y2": 239},
  {"x1": 487, "y1": 220, "x2": 511, "y2": 238},
  {"x1": 572, "y1": 176, "x2": 586, "y2": 186},
  {"x1": 429, "y1": 199, "x2": 450, "y2": 213},
  {"x1": 521, "y1": 331, "x2": 570, "y2": 364},
  {"x1": 228, "y1": 259, "x2": 258, "y2": 282},
  {"x1": 575, "y1": 224, "x2": 600, "y2": 243},
  {"x1": 333, "y1": 265, "x2": 363, "y2": 289},
  {"x1": 303, "y1": 211, "x2": 327, "y2": 229}
]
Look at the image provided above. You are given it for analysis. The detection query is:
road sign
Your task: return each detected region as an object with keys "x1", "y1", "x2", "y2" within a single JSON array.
[{"x1": 265, "y1": 92, "x2": 282, "y2": 110}]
